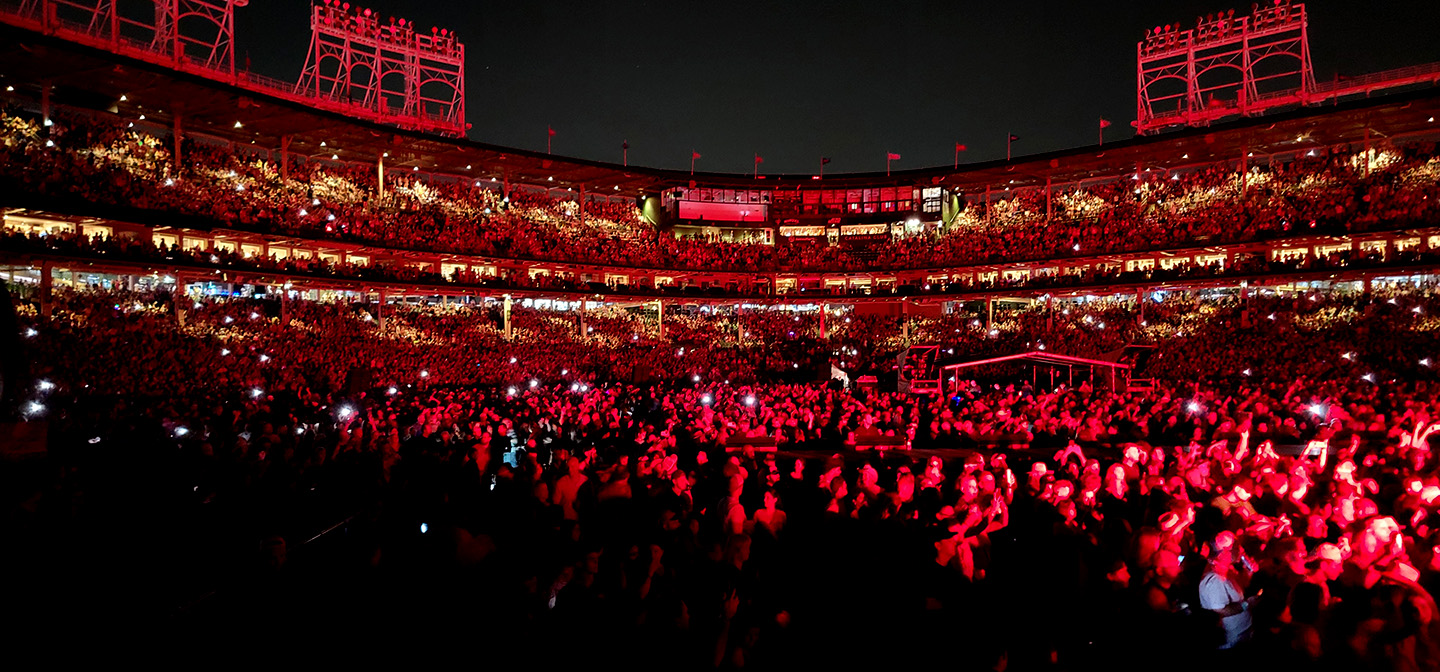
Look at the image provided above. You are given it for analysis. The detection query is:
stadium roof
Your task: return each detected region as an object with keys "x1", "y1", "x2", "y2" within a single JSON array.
[{"x1": 2, "y1": 22, "x2": 1439, "y2": 198}]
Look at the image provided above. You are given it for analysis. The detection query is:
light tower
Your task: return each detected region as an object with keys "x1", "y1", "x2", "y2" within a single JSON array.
[
  {"x1": 296, "y1": 0, "x2": 466, "y2": 137},
  {"x1": 1135, "y1": 0, "x2": 1314, "y2": 134},
  {"x1": 151, "y1": 0, "x2": 246, "y2": 72},
  {"x1": 11, "y1": 0, "x2": 246, "y2": 74}
]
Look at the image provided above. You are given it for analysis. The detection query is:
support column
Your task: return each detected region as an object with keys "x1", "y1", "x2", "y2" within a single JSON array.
[
  {"x1": 377, "y1": 152, "x2": 385, "y2": 197},
  {"x1": 39, "y1": 260, "x2": 53, "y2": 321},
  {"x1": 578, "y1": 298, "x2": 587, "y2": 338},
  {"x1": 819, "y1": 303, "x2": 827, "y2": 340},
  {"x1": 1046, "y1": 294, "x2": 1054, "y2": 332},
  {"x1": 901, "y1": 300, "x2": 909, "y2": 343},
  {"x1": 658, "y1": 300, "x2": 666, "y2": 340},
  {"x1": 503, "y1": 294, "x2": 513, "y2": 341},
  {"x1": 172, "y1": 273, "x2": 185, "y2": 322},
  {"x1": 1359, "y1": 127, "x2": 1370, "y2": 176},
  {"x1": 1137, "y1": 288, "x2": 1146, "y2": 324},
  {"x1": 986, "y1": 296, "x2": 995, "y2": 330},
  {"x1": 280, "y1": 136, "x2": 291, "y2": 179},
  {"x1": 1045, "y1": 176, "x2": 1052, "y2": 223},
  {"x1": 1240, "y1": 147, "x2": 1249, "y2": 194},
  {"x1": 280, "y1": 281, "x2": 290, "y2": 325},
  {"x1": 172, "y1": 109, "x2": 183, "y2": 172},
  {"x1": 40, "y1": 81, "x2": 51, "y2": 130},
  {"x1": 377, "y1": 288, "x2": 387, "y2": 329}
]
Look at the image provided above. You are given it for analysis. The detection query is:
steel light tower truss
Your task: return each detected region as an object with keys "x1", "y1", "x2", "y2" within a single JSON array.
[
  {"x1": 8, "y1": 0, "x2": 242, "y2": 73},
  {"x1": 297, "y1": 0, "x2": 466, "y2": 136},
  {"x1": 1136, "y1": 0, "x2": 1314, "y2": 134}
]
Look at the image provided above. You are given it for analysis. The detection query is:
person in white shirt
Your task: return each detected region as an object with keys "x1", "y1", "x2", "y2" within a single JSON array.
[{"x1": 1198, "y1": 543, "x2": 1259, "y2": 649}]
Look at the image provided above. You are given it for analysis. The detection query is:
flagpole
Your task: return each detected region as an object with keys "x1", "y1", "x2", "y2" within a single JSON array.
[
  {"x1": 1007, "y1": 132, "x2": 1012, "y2": 162},
  {"x1": 623, "y1": 141, "x2": 628, "y2": 167},
  {"x1": 886, "y1": 156, "x2": 891, "y2": 177},
  {"x1": 820, "y1": 158, "x2": 824, "y2": 179},
  {"x1": 954, "y1": 144, "x2": 959, "y2": 170},
  {"x1": 690, "y1": 150, "x2": 695, "y2": 175}
]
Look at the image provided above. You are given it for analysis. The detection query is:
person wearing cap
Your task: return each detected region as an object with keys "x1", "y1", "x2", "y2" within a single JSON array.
[{"x1": 1199, "y1": 541, "x2": 1260, "y2": 649}]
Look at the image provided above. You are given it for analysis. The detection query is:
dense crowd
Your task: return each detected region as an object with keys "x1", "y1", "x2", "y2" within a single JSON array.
[
  {"x1": 5, "y1": 223, "x2": 1438, "y2": 303},
  {"x1": 3, "y1": 108, "x2": 1439, "y2": 275},
  {"x1": 8, "y1": 281, "x2": 1440, "y2": 668}
]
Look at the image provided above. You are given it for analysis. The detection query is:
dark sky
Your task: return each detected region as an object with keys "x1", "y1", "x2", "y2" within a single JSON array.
[{"x1": 235, "y1": 1, "x2": 1440, "y2": 175}]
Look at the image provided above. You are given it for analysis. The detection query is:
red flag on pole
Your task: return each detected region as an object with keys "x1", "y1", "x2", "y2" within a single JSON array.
[
  {"x1": 955, "y1": 143, "x2": 967, "y2": 152},
  {"x1": 1098, "y1": 118, "x2": 1112, "y2": 129},
  {"x1": 886, "y1": 152, "x2": 902, "y2": 160},
  {"x1": 691, "y1": 150, "x2": 702, "y2": 160},
  {"x1": 954, "y1": 143, "x2": 967, "y2": 169},
  {"x1": 754, "y1": 154, "x2": 764, "y2": 164},
  {"x1": 548, "y1": 126, "x2": 557, "y2": 137},
  {"x1": 753, "y1": 154, "x2": 763, "y2": 179}
]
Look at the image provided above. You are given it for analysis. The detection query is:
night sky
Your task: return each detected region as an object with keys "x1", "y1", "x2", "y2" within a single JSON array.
[{"x1": 235, "y1": 1, "x2": 1440, "y2": 175}]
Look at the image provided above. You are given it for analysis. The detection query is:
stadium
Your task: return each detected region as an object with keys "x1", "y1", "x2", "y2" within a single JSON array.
[{"x1": 3, "y1": 0, "x2": 1440, "y2": 667}]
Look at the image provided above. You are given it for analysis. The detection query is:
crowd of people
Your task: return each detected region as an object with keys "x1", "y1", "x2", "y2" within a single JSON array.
[
  {"x1": 3, "y1": 108, "x2": 1439, "y2": 276},
  {"x1": 4, "y1": 222, "x2": 1437, "y2": 304},
  {"x1": 9, "y1": 93, "x2": 1440, "y2": 667},
  {"x1": 7, "y1": 280, "x2": 1440, "y2": 668}
]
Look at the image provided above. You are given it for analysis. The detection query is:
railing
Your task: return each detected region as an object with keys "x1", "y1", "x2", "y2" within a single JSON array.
[{"x1": 1312, "y1": 63, "x2": 1440, "y2": 95}]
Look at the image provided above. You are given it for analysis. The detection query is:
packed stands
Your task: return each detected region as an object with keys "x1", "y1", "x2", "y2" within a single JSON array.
[{"x1": 4, "y1": 109, "x2": 1440, "y2": 276}]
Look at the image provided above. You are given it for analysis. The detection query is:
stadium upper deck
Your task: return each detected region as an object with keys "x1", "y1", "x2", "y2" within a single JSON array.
[
  {"x1": 2, "y1": 0, "x2": 1439, "y2": 231},
  {"x1": 4, "y1": 0, "x2": 1440, "y2": 310}
]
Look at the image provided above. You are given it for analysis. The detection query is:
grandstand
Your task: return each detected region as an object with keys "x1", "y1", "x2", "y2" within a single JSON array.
[
  {"x1": 1, "y1": 1, "x2": 1439, "y2": 324},
  {"x1": 7, "y1": 1, "x2": 1440, "y2": 666}
]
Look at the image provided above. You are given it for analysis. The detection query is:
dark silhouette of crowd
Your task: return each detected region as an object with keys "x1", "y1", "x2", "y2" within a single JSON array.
[{"x1": 6, "y1": 281, "x2": 1440, "y2": 670}]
